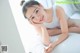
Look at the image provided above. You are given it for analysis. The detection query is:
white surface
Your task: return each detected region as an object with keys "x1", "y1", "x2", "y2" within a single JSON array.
[
  {"x1": 57, "y1": 4, "x2": 80, "y2": 19},
  {"x1": 29, "y1": 33, "x2": 80, "y2": 53},
  {"x1": 70, "y1": 13, "x2": 80, "y2": 19},
  {"x1": 52, "y1": 33, "x2": 80, "y2": 53},
  {"x1": 8, "y1": 0, "x2": 38, "y2": 53},
  {"x1": 35, "y1": 0, "x2": 55, "y2": 9}
]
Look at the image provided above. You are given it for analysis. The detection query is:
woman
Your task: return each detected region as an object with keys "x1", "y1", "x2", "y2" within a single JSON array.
[{"x1": 21, "y1": 0, "x2": 80, "y2": 53}]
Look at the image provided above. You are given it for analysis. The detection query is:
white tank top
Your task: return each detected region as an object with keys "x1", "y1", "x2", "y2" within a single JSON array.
[{"x1": 43, "y1": 5, "x2": 60, "y2": 28}]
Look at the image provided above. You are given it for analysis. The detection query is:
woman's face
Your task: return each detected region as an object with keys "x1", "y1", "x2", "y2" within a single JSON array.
[{"x1": 25, "y1": 5, "x2": 48, "y2": 24}]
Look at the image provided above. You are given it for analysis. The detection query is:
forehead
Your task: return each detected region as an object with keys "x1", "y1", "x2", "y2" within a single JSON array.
[{"x1": 26, "y1": 5, "x2": 40, "y2": 19}]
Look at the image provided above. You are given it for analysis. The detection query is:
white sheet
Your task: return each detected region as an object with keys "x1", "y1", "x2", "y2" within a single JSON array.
[
  {"x1": 51, "y1": 33, "x2": 80, "y2": 53},
  {"x1": 28, "y1": 33, "x2": 80, "y2": 53}
]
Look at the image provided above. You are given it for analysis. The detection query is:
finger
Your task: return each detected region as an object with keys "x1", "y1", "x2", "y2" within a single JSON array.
[
  {"x1": 44, "y1": 48, "x2": 48, "y2": 53},
  {"x1": 46, "y1": 44, "x2": 52, "y2": 51}
]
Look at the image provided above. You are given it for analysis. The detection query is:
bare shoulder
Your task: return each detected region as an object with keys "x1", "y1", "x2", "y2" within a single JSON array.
[
  {"x1": 56, "y1": 6, "x2": 66, "y2": 19},
  {"x1": 56, "y1": 6, "x2": 64, "y2": 12}
]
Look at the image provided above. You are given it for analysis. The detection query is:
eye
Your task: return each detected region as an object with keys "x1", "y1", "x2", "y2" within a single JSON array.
[
  {"x1": 36, "y1": 10, "x2": 39, "y2": 14},
  {"x1": 31, "y1": 16, "x2": 35, "y2": 19}
]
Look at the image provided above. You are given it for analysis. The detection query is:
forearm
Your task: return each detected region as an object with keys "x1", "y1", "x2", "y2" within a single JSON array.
[
  {"x1": 51, "y1": 32, "x2": 68, "y2": 49},
  {"x1": 34, "y1": 24, "x2": 51, "y2": 46},
  {"x1": 45, "y1": 33, "x2": 68, "y2": 53},
  {"x1": 47, "y1": 28, "x2": 62, "y2": 36},
  {"x1": 41, "y1": 26, "x2": 51, "y2": 46},
  {"x1": 47, "y1": 6, "x2": 69, "y2": 51}
]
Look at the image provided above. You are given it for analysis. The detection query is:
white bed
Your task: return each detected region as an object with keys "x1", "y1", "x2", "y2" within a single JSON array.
[
  {"x1": 26, "y1": 33, "x2": 80, "y2": 53},
  {"x1": 51, "y1": 33, "x2": 80, "y2": 53}
]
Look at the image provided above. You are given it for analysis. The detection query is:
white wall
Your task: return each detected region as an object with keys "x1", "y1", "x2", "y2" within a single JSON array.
[
  {"x1": 8, "y1": 0, "x2": 41, "y2": 53},
  {"x1": 0, "y1": 0, "x2": 25, "y2": 53}
]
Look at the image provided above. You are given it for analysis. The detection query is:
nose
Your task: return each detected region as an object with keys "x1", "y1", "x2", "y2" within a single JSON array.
[
  {"x1": 34, "y1": 12, "x2": 42, "y2": 20},
  {"x1": 37, "y1": 12, "x2": 42, "y2": 18}
]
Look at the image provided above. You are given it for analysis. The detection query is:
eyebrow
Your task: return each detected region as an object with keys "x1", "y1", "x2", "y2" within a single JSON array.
[{"x1": 29, "y1": 7, "x2": 38, "y2": 19}]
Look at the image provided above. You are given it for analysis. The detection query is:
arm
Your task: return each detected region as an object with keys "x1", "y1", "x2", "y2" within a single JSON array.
[
  {"x1": 34, "y1": 24, "x2": 51, "y2": 46},
  {"x1": 46, "y1": 6, "x2": 69, "y2": 53},
  {"x1": 41, "y1": 25, "x2": 51, "y2": 46},
  {"x1": 52, "y1": 6, "x2": 69, "y2": 46},
  {"x1": 47, "y1": 27, "x2": 62, "y2": 36}
]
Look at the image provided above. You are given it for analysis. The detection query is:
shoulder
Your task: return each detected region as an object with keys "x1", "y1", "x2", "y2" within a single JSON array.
[
  {"x1": 55, "y1": 6, "x2": 66, "y2": 19},
  {"x1": 56, "y1": 6, "x2": 65, "y2": 13}
]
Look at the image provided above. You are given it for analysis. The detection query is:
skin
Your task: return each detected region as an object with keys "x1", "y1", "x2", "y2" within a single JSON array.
[{"x1": 25, "y1": 4, "x2": 80, "y2": 53}]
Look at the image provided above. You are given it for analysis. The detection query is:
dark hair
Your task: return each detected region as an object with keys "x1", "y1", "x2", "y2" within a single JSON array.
[{"x1": 20, "y1": 0, "x2": 40, "y2": 19}]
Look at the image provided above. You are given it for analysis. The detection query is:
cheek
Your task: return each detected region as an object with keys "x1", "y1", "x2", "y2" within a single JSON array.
[
  {"x1": 43, "y1": 13, "x2": 48, "y2": 19},
  {"x1": 42, "y1": 11, "x2": 47, "y2": 17},
  {"x1": 33, "y1": 18, "x2": 40, "y2": 23}
]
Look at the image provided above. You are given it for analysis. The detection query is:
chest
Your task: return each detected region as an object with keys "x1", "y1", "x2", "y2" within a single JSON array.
[{"x1": 43, "y1": 5, "x2": 61, "y2": 28}]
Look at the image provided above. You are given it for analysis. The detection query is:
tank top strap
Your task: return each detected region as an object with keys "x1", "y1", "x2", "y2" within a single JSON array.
[
  {"x1": 53, "y1": 4, "x2": 57, "y2": 18},
  {"x1": 43, "y1": 4, "x2": 60, "y2": 28}
]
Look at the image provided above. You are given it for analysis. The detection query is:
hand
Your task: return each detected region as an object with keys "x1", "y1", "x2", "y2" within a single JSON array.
[
  {"x1": 45, "y1": 43, "x2": 57, "y2": 53},
  {"x1": 44, "y1": 43, "x2": 53, "y2": 53}
]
